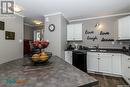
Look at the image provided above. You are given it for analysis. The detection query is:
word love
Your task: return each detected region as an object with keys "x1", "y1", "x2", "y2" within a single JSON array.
[
  {"x1": 100, "y1": 31, "x2": 110, "y2": 35},
  {"x1": 85, "y1": 30, "x2": 94, "y2": 34}
]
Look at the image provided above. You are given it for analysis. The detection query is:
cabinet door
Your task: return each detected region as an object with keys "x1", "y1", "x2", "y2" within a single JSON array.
[
  {"x1": 73, "y1": 24, "x2": 82, "y2": 41},
  {"x1": 87, "y1": 52, "x2": 98, "y2": 72},
  {"x1": 118, "y1": 16, "x2": 130, "y2": 39},
  {"x1": 99, "y1": 53, "x2": 112, "y2": 73},
  {"x1": 112, "y1": 54, "x2": 122, "y2": 75},
  {"x1": 65, "y1": 51, "x2": 72, "y2": 64},
  {"x1": 67, "y1": 25, "x2": 74, "y2": 41},
  {"x1": 124, "y1": 55, "x2": 130, "y2": 84},
  {"x1": 122, "y1": 54, "x2": 126, "y2": 77}
]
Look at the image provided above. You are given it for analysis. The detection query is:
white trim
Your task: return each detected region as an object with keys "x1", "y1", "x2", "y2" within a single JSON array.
[
  {"x1": 87, "y1": 70, "x2": 122, "y2": 77},
  {"x1": 44, "y1": 12, "x2": 64, "y2": 17},
  {"x1": 14, "y1": 13, "x2": 25, "y2": 18},
  {"x1": 69, "y1": 12, "x2": 130, "y2": 22}
]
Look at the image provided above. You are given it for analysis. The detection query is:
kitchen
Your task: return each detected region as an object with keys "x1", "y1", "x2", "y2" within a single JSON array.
[
  {"x1": 0, "y1": 0, "x2": 130, "y2": 87},
  {"x1": 64, "y1": 15, "x2": 130, "y2": 86}
]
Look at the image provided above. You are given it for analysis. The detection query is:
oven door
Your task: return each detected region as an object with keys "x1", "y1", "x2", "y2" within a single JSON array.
[{"x1": 72, "y1": 51, "x2": 87, "y2": 72}]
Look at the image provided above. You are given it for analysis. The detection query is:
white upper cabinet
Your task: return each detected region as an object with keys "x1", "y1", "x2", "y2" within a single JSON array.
[
  {"x1": 67, "y1": 24, "x2": 74, "y2": 41},
  {"x1": 67, "y1": 23, "x2": 82, "y2": 41},
  {"x1": 118, "y1": 16, "x2": 130, "y2": 40},
  {"x1": 73, "y1": 24, "x2": 82, "y2": 40}
]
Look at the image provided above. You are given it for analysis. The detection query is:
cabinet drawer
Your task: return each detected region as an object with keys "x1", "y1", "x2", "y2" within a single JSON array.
[
  {"x1": 127, "y1": 57, "x2": 130, "y2": 62},
  {"x1": 127, "y1": 66, "x2": 130, "y2": 74},
  {"x1": 65, "y1": 51, "x2": 72, "y2": 55}
]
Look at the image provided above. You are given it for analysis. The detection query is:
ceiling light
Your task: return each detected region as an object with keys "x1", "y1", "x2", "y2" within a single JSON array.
[
  {"x1": 95, "y1": 23, "x2": 102, "y2": 31},
  {"x1": 14, "y1": 5, "x2": 23, "y2": 12},
  {"x1": 9, "y1": 4, "x2": 23, "y2": 13},
  {"x1": 33, "y1": 20, "x2": 43, "y2": 25},
  {"x1": 95, "y1": 24, "x2": 100, "y2": 28}
]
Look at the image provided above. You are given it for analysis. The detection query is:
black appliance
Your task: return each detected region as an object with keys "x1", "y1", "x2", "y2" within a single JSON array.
[
  {"x1": 129, "y1": 45, "x2": 130, "y2": 54},
  {"x1": 72, "y1": 50, "x2": 87, "y2": 72}
]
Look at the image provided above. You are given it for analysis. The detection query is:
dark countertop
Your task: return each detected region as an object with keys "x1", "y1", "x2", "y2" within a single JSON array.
[
  {"x1": 65, "y1": 49, "x2": 130, "y2": 56},
  {"x1": 0, "y1": 56, "x2": 98, "y2": 87},
  {"x1": 87, "y1": 49, "x2": 130, "y2": 56}
]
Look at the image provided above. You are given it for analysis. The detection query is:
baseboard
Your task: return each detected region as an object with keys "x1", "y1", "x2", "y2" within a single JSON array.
[
  {"x1": 0, "y1": 57, "x2": 22, "y2": 65},
  {"x1": 87, "y1": 70, "x2": 122, "y2": 77}
]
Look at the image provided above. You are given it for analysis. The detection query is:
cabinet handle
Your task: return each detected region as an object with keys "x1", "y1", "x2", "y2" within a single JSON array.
[
  {"x1": 128, "y1": 67, "x2": 130, "y2": 69},
  {"x1": 128, "y1": 58, "x2": 130, "y2": 60},
  {"x1": 128, "y1": 78, "x2": 130, "y2": 80}
]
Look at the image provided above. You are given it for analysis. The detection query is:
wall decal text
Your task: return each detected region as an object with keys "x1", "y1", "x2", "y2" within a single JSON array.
[
  {"x1": 85, "y1": 30, "x2": 94, "y2": 34},
  {"x1": 87, "y1": 36, "x2": 98, "y2": 41},
  {"x1": 100, "y1": 31, "x2": 109, "y2": 35},
  {"x1": 101, "y1": 38, "x2": 114, "y2": 41}
]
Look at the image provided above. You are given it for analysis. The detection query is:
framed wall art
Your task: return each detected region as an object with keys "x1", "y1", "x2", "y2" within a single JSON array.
[
  {"x1": 0, "y1": 21, "x2": 5, "y2": 30},
  {"x1": 5, "y1": 31, "x2": 15, "y2": 40}
]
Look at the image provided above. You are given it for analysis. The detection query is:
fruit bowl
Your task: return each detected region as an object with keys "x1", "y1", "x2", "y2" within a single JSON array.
[{"x1": 32, "y1": 52, "x2": 52, "y2": 63}]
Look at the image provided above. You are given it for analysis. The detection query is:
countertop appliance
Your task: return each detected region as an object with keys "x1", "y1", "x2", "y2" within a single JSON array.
[
  {"x1": 129, "y1": 45, "x2": 130, "y2": 54},
  {"x1": 72, "y1": 50, "x2": 87, "y2": 72},
  {"x1": 66, "y1": 44, "x2": 74, "y2": 50}
]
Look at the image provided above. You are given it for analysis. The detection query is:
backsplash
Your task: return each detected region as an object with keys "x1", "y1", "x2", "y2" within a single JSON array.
[{"x1": 68, "y1": 16, "x2": 130, "y2": 49}]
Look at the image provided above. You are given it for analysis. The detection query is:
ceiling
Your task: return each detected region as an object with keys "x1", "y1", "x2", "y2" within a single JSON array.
[
  {"x1": 24, "y1": 17, "x2": 44, "y2": 26},
  {"x1": 15, "y1": 0, "x2": 130, "y2": 21}
]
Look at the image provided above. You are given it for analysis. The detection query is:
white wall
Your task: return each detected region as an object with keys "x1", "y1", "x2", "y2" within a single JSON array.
[
  {"x1": 0, "y1": 15, "x2": 23, "y2": 64},
  {"x1": 60, "y1": 15, "x2": 67, "y2": 58},
  {"x1": 44, "y1": 14, "x2": 67, "y2": 58},
  {"x1": 44, "y1": 14, "x2": 61, "y2": 57}
]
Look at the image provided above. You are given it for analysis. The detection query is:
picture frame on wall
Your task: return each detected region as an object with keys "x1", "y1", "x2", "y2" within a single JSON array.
[
  {"x1": 5, "y1": 31, "x2": 15, "y2": 40},
  {"x1": 0, "y1": 21, "x2": 5, "y2": 30}
]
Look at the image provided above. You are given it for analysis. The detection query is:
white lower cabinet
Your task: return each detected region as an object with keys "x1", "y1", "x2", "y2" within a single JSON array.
[
  {"x1": 65, "y1": 51, "x2": 130, "y2": 84},
  {"x1": 99, "y1": 53, "x2": 112, "y2": 74},
  {"x1": 112, "y1": 53, "x2": 122, "y2": 75},
  {"x1": 87, "y1": 52, "x2": 122, "y2": 75},
  {"x1": 65, "y1": 51, "x2": 72, "y2": 64},
  {"x1": 87, "y1": 52, "x2": 99, "y2": 72},
  {"x1": 122, "y1": 54, "x2": 130, "y2": 84}
]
